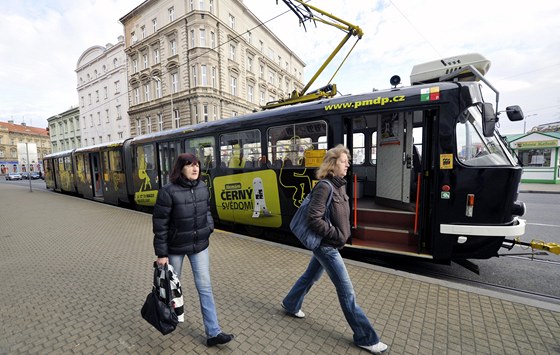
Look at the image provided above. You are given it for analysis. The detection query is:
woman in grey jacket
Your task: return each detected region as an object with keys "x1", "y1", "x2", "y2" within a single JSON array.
[
  {"x1": 153, "y1": 153, "x2": 233, "y2": 347},
  {"x1": 281, "y1": 145, "x2": 387, "y2": 354}
]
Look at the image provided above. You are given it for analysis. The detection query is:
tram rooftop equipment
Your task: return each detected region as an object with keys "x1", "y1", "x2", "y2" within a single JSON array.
[{"x1": 410, "y1": 53, "x2": 524, "y2": 136}]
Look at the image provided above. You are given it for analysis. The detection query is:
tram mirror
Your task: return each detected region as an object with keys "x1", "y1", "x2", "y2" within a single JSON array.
[
  {"x1": 505, "y1": 105, "x2": 524, "y2": 121},
  {"x1": 481, "y1": 102, "x2": 496, "y2": 137}
]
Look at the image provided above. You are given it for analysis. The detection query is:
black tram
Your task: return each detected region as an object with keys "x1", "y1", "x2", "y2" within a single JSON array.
[{"x1": 44, "y1": 53, "x2": 527, "y2": 264}]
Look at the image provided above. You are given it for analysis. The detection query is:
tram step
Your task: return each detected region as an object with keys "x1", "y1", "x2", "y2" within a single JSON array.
[
  {"x1": 356, "y1": 208, "x2": 415, "y2": 229},
  {"x1": 353, "y1": 225, "x2": 416, "y2": 246}
]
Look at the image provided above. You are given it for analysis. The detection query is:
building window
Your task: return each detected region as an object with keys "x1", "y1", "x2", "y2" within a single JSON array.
[
  {"x1": 116, "y1": 105, "x2": 122, "y2": 120},
  {"x1": 105, "y1": 109, "x2": 110, "y2": 123},
  {"x1": 168, "y1": 7, "x2": 175, "y2": 22},
  {"x1": 209, "y1": 0, "x2": 214, "y2": 14},
  {"x1": 247, "y1": 56, "x2": 253, "y2": 72},
  {"x1": 146, "y1": 116, "x2": 152, "y2": 134},
  {"x1": 114, "y1": 80, "x2": 120, "y2": 94},
  {"x1": 211, "y1": 67, "x2": 216, "y2": 88},
  {"x1": 259, "y1": 65, "x2": 264, "y2": 79},
  {"x1": 143, "y1": 53, "x2": 148, "y2": 69},
  {"x1": 153, "y1": 48, "x2": 160, "y2": 63},
  {"x1": 171, "y1": 72, "x2": 178, "y2": 93},
  {"x1": 190, "y1": 29, "x2": 195, "y2": 48},
  {"x1": 132, "y1": 58, "x2": 138, "y2": 73},
  {"x1": 97, "y1": 112, "x2": 101, "y2": 125},
  {"x1": 136, "y1": 118, "x2": 142, "y2": 135},
  {"x1": 210, "y1": 31, "x2": 215, "y2": 48},
  {"x1": 192, "y1": 65, "x2": 198, "y2": 86},
  {"x1": 199, "y1": 0, "x2": 205, "y2": 10},
  {"x1": 194, "y1": 105, "x2": 199, "y2": 123},
  {"x1": 155, "y1": 79, "x2": 162, "y2": 98},
  {"x1": 189, "y1": 0, "x2": 194, "y2": 11},
  {"x1": 152, "y1": 18, "x2": 158, "y2": 32},
  {"x1": 201, "y1": 65, "x2": 207, "y2": 86},
  {"x1": 144, "y1": 83, "x2": 150, "y2": 101},
  {"x1": 247, "y1": 31, "x2": 252, "y2": 44},
  {"x1": 173, "y1": 109, "x2": 180, "y2": 128},
  {"x1": 141, "y1": 26, "x2": 146, "y2": 39},
  {"x1": 134, "y1": 87, "x2": 140, "y2": 104},
  {"x1": 230, "y1": 76, "x2": 237, "y2": 96},
  {"x1": 104, "y1": 86, "x2": 108, "y2": 99},
  {"x1": 229, "y1": 44, "x2": 236, "y2": 61},
  {"x1": 229, "y1": 14, "x2": 235, "y2": 29},
  {"x1": 203, "y1": 104, "x2": 209, "y2": 122},
  {"x1": 170, "y1": 39, "x2": 177, "y2": 56},
  {"x1": 157, "y1": 113, "x2": 163, "y2": 131},
  {"x1": 248, "y1": 85, "x2": 254, "y2": 103},
  {"x1": 200, "y1": 29, "x2": 206, "y2": 47},
  {"x1": 260, "y1": 90, "x2": 265, "y2": 105}
]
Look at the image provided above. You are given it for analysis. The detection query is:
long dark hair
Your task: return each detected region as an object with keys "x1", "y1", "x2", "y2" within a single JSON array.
[{"x1": 169, "y1": 153, "x2": 200, "y2": 184}]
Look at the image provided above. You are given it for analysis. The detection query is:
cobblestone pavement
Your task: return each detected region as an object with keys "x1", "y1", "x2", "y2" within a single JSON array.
[{"x1": 1, "y1": 183, "x2": 559, "y2": 354}]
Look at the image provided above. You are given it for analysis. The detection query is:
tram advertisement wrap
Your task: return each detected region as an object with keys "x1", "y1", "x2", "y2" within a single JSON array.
[{"x1": 214, "y1": 170, "x2": 282, "y2": 228}]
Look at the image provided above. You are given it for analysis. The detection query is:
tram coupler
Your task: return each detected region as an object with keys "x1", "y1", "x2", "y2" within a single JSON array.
[{"x1": 502, "y1": 238, "x2": 560, "y2": 255}]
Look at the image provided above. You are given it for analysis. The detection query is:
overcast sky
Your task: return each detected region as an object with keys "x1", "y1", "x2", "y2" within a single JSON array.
[{"x1": 1, "y1": 0, "x2": 559, "y2": 135}]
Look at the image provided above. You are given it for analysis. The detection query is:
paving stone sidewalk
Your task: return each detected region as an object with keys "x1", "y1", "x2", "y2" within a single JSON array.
[{"x1": 0, "y1": 183, "x2": 559, "y2": 354}]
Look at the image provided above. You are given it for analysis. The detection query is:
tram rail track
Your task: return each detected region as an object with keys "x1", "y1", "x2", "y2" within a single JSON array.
[{"x1": 342, "y1": 249, "x2": 560, "y2": 308}]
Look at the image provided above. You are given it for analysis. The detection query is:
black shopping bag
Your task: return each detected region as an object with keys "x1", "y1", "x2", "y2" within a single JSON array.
[{"x1": 141, "y1": 264, "x2": 179, "y2": 335}]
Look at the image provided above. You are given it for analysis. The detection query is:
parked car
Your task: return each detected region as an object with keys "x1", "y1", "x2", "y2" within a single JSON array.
[
  {"x1": 5, "y1": 172, "x2": 22, "y2": 180},
  {"x1": 30, "y1": 172, "x2": 41, "y2": 180}
]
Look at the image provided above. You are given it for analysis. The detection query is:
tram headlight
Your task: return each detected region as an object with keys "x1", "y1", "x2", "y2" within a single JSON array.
[{"x1": 457, "y1": 236, "x2": 467, "y2": 244}]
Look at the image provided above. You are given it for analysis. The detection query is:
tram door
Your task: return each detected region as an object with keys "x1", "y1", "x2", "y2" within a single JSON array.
[
  {"x1": 91, "y1": 153, "x2": 103, "y2": 197},
  {"x1": 376, "y1": 112, "x2": 413, "y2": 203},
  {"x1": 158, "y1": 141, "x2": 181, "y2": 186}
]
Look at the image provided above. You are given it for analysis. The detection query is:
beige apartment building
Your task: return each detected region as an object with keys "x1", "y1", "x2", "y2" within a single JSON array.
[
  {"x1": 0, "y1": 120, "x2": 50, "y2": 174},
  {"x1": 119, "y1": 0, "x2": 305, "y2": 137}
]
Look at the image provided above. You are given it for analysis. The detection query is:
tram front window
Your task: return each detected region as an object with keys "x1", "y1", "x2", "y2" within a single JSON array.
[{"x1": 456, "y1": 106, "x2": 514, "y2": 167}]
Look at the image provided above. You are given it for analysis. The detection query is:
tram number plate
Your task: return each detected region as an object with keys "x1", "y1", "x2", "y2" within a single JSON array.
[{"x1": 441, "y1": 191, "x2": 450, "y2": 199}]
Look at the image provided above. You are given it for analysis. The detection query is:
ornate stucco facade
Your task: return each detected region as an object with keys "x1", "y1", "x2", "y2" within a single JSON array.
[{"x1": 119, "y1": 0, "x2": 305, "y2": 136}]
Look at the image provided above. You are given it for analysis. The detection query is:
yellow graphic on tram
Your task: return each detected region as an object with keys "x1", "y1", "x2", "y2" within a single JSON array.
[{"x1": 214, "y1": 170, "x2": 281, "y2": 227}]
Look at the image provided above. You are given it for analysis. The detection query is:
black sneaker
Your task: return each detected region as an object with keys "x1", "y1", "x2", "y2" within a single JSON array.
[{"x1": 206, "y1": 332, "x2": 234, "y2": 347}]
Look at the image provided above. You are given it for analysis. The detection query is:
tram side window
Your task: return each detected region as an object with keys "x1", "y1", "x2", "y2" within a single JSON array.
[
  {"x1": 102, "y1": 151, "x2": 110, "y2": 172},
  {"x1": 268, "y1": 120, "x2": 327, "y2": 167},
  {"x1": 64, "y1": 156, "x2": 72, "y2": 172},
  {"x1": 344, "y1": 133, "x2": 366, "y2": 165},
  {"x1": 185, "y1": 136, "x2": 216, "y2": 169},
  {"x1": 110, "y1": 150, "x2": 122, "y2": 172},
  {"x1": 219, "y1": 130, "x2": 261, "y2": 168},
  {"x1": 136, "y1": 144, "x2": 155, "y2": 171},
  {"x1": 371, "y1": 132, "x2": 377, "y2": 165}
]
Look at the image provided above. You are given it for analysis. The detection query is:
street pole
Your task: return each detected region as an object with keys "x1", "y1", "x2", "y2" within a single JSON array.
[{"x1": 26, "y1": 143, "x2": 32, "y2": 192}]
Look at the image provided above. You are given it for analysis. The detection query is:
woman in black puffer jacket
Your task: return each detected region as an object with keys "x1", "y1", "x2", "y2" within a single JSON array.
[{"x1": 153, "y1": 153, "x2": 234, "y2": 347}]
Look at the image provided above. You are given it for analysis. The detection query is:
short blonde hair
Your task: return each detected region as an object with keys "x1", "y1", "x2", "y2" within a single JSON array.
[{"x1": 316, "y1": 144, "x2": 351, "y2": 179}]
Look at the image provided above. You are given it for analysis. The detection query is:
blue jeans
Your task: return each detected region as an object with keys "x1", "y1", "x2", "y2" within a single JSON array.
[
  {"x1": 282, "y1": 246, "x2": 379, "y2": 346},
  {"x1": 169, "y1": 248, "x2": 221, "y2": 338}
]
